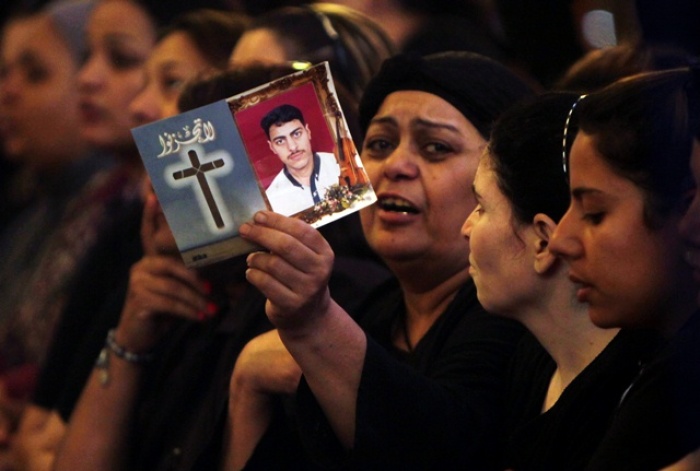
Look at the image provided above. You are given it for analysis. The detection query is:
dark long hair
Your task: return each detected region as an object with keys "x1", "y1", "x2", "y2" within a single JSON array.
[
  {"x1": 159, "y1": 9, "x2": 249, "y2": 70},
  {"x1": 244, "y1": 3, "x2": 396, "y2": 101},
  {"x1": 488, "y1": 92, "x2": 580, "y2": 225},
  {"x1": 575, "y1": 67, "x2": 700, "y2": 227}
]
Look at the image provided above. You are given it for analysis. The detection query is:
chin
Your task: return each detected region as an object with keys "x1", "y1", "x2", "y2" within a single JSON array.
[{"x1": 588, "y1": 307, "x2": 624, "y2": 330}]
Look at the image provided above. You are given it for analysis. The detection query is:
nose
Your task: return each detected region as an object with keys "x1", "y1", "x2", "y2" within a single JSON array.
[
  {"x1": 461, "y1": 208, "x2": 476, "y2": 240},
  {"x1": 77, "y1": 54, "x2": 104, "y2": 94},
  {"x1": 382, "y1": 142, "x2": 419, "y2": 181},
  {"x1": 129, "y1": 83, "x2": 161, "y2": 126},
  {"x1": 549, "y1": 207, "x2": 582, "y2": 260},
  {"x1": 0, "y1": 68, "x2": 20, "y2": 106}
]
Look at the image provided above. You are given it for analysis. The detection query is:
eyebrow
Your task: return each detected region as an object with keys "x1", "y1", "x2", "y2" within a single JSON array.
[
  {"x1": 571, "y1": 187, "x2": 603, "y2": 200},
  {"x1": 412, "y1": 117, "x2": 460, "y2": 134},
  {"x1": 272, "y1": 126, "x2": 302, "y2": 140},
  {"x1": 368, "y1": 116, "x2": 397, "y2": 128},
  {"x1": 368, "y1": 116, "x2": 461, "y2": 134},
  {"x1": 471, "y1": 184, "x2": 482, "y2": 200}
]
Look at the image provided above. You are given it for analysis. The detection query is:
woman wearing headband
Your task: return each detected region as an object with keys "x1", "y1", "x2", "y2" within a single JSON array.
[
  {"x1": 463, "y1": 92, "x2": 660, "y2": 470},
  {"x1": 551, "y1": 67, "x2": 700, "y2": 470}
]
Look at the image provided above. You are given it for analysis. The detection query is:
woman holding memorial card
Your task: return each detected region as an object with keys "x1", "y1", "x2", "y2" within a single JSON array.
[{"x1": 230, "y1": 52, "x2": 531, "y2": 470}]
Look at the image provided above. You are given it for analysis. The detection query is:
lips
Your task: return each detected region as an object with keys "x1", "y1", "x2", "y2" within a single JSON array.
[
  {"x1": 377, "y1": 196, "x2": 419, "y2": 214},
  {"x1": 568, "y1": 271, "x2": 594, "y2": 303},
  {"x1": 79, "y1": 100, "x2": 104, "y2": 122}
]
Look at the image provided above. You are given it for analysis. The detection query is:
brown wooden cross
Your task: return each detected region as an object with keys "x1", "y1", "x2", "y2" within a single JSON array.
[{"x1": 173, "y1": 149, "x2": 226, "y2": 228}]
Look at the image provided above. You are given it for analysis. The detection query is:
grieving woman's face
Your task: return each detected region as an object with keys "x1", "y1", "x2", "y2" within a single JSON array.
[{"x1": 359, "y1": 90, "x2": 485, "y2": 281}]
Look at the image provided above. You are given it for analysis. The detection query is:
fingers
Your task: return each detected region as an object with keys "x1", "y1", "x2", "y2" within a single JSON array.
[
  {"x1": 140, "y1": 192, "x2": 160, "y2": 256},
  {"x1": 240, "y1": 211, "x2": 333, "y2": 282},
  {"x1": 241, "y1": 211, "x2": 333, "y2": 266},
  {"x1": 119, "y1": 255, "x2": 216, "y2": 352},
  {"x1": 239, "y1": 212, "x2": 334, "y2": 328},
  {"x1": 126, "y1": 256, "x2": 209, "y2": 319}
]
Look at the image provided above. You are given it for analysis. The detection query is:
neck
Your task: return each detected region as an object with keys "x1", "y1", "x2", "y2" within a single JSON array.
[
  {"x1": 393, "y1": 262, "x2": 470, "y2": 349},
  {"x1": 657, "y1": 272, "x2": 699, "y2": 339},
  {"x1": 519, "y1": 273, "x2": 618, "y2": 411},
  {"x1": 287, "y1": 153, "x2": 315, "y2": 185}
]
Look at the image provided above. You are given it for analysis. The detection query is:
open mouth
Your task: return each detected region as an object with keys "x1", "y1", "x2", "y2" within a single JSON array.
[{"x1": 377, "y1": 196, "x2": 419, "y2": 214}]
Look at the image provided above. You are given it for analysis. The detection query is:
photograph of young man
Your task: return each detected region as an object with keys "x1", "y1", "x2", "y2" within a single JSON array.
[{"x1": 261, "y1": 104, "x2": 340, "y2": 215}]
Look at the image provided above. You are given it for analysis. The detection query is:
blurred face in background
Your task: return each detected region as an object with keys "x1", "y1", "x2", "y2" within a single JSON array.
[
  {"x1": 130, "y1": 30, "x2": 216, "y2": 257},
  {"x1": 78, "y1": 0, "x2": 156, "y2": 154},
  {"x1": 129, "y1": 31, "x2": 211, "y2": 124},
  {"x1": 679, "y1": 141, "x2": 700, "y2": 305},
  {"x1": 0, "y1": 14, "x2": 87, "y2": 169},
  {"x1": 229, "y1": 28, "x2": 288, "y2": 66}
]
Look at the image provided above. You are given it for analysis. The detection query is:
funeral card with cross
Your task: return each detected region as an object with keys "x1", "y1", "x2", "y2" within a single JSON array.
[{"x1": 132, "y1": 62, "x2": 376, "y2": 268}]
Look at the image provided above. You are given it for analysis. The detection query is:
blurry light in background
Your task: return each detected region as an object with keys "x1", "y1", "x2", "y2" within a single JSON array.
[{"x1": 582, "y1": 9, "x2": 617, "y2": 48}]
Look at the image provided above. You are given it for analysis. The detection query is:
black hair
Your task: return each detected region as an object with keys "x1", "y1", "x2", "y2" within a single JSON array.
[
  {"x1": 243, "y1": 3, "x2": 395, "y2": 101},
  {"x1": 575, "y1": 66, "x2": 700, "y2": 228},
  {"x1": 555, "y1": 43, "x2": 694, "y2": 93},
  {"x1": 178, "y1": 63, "x2": 297, "y2": 113},
  {"x1": 131, "y1": 0, "x2": 231, "y2": 29},
  {"x1": 359, "y1": 51, "x2": 534, "y2": 139},
  {"x1": 488, "y1": 92, "x2": 580, "y2": 225},
  {"x1": 159, "y1": 9, "x2": 249, "y2": 70},
  {"x1": 259, "y1": 104, "x2": 305, "y2": 139}
]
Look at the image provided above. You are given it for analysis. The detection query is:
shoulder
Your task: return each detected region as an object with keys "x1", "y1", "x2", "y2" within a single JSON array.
[
  {"x1": 317, "y1": 152, "x2": 340, "y2": 169},
  {"x1": 267, "y1": 170, "x2": 288, "y2": 190}
]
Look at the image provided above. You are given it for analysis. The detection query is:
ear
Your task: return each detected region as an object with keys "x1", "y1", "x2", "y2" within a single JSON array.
[
  {"x1": 532, "y1": 213, "x2": 558, "y2": 275},
  {"x1": 305, "y1": 123, "x2": 312, "y2": 140},
  {"x1": 268, "y1": 140, "x2": 276, "y2": 155}
]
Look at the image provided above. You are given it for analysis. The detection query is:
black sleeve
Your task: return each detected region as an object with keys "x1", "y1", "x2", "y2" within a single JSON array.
[
  {"x1": 295, "y1": 309, "x2": 523, "y2": 470},
  {"x1": 32, "y1": 200, "x2": 142, "y2": 419}
]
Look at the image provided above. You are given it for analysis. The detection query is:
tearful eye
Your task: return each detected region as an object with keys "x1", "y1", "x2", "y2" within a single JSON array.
[
  {"x1": 364, "y1": 138, "x2": 393, "y2": 154},
  {"x1": 425, "y1": 142, "x2": 450, "y2": 153}
]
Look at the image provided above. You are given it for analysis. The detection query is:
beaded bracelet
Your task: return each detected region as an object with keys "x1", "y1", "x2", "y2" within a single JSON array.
[
  {"x1": 105, "y1": 329, "x2": 155, "y2": 364},
  {"x1": 95, "y1": 329, "x2": 154, "y2": 386}
]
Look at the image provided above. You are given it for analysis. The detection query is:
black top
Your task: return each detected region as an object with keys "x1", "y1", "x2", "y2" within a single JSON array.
[
  {"x1": 33, "y1": 194, "x2": 144, "y2": 415},
  {"x1": 585, "y1": 310, "x2": 700, "y2": 470},
  {"x1": 294, "y1": 279, "x2": 525, "y2": 470},
  {"x1": 34, "y1": 246, "x2": 390, "y2": 471},
  {"x1": 503, "y1": 329, "x2": 660, "y2": 471}
]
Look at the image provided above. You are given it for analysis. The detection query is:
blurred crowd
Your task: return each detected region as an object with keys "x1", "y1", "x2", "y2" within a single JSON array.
[{"x1": 0, "y1": 1, "x2": 698, "y2": 470}]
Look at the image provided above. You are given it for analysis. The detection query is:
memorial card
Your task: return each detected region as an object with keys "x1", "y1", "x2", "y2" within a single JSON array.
[{"x1": 132, "y1": 62, "x2": 375, "y2": 268}]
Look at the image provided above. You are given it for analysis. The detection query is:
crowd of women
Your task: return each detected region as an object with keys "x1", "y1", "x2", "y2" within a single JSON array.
[{"x1": 0, "y1": 0, "x2": 698, "y2": 470}]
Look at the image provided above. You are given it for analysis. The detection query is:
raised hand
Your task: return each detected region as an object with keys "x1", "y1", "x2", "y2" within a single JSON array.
[
  {"x1": 240, "y1": 211, "x2": 334, "y2": 333},
  {"x1": 114, "y1": 186, "x2": 214, "y2": 353}
]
